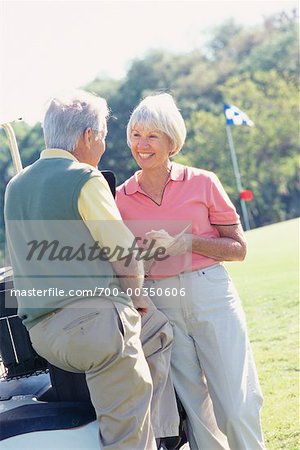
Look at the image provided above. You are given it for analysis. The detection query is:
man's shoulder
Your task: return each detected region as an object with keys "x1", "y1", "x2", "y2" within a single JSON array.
[
  {"x1": 5, "y1": 164, "x2": 33, "y2": 191},
  {"x1": 55, "y1": 159, "x2": 104, "y2": 184}
]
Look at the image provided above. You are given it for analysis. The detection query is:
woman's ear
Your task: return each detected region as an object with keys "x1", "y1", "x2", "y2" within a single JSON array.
[
  {"x1": 169, "y1": 143, "x2": 176, "y2": 156},
  {"x1": 168, "y1": 135, "x2": 177, "y2": 156}
]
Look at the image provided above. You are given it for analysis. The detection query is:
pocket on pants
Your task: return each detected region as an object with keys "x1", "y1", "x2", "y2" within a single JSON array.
[
  {"x1": 200, "y1": 264, "x2": 230, "y2": 283},
  {"x1": 62, "y1": 311, "x2": 101, "y2": 332}
]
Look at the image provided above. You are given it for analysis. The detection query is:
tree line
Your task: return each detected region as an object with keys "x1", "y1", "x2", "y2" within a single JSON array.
[{"x1": 0, "y1": 10, "x2": 298, "y2": 264}]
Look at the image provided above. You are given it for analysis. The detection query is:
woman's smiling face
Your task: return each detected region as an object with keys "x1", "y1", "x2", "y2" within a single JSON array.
[{"x1": 130, "y1": 125, "x2": 173, "y2": 170}]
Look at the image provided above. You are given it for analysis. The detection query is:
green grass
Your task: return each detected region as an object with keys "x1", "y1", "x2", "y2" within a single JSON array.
[{"x1": 225, "y1": 218, "x2": 299, "y2": 450}]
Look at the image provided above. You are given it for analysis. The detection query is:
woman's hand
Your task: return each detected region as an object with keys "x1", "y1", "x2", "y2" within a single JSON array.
[
  {"x1": 145, "y1": 228, "x2": 192, "y2": 256},
  {"x1": 164, "y1": 233, "x2": 192, "y2": 256},
  {"x1": 145, "y1": 229, "x2": 174, "y2": 247}
]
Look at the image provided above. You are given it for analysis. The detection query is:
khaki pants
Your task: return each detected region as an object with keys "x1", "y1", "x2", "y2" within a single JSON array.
[
  {"x1": 29, "y1": 297, "x2": 156, "y2": 450},
  {"x1": 141, "y1": 304, "x2": 180, "y2": 438}
]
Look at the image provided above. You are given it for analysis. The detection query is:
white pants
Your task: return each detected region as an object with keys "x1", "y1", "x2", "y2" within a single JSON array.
[{"x1": 145, "y1": 264, "x2": 265, "y2": 450}]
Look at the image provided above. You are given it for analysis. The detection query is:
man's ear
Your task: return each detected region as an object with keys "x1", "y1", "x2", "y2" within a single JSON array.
[{"x1": 83, "y1": 128, "x2": 93, "y2": 149}]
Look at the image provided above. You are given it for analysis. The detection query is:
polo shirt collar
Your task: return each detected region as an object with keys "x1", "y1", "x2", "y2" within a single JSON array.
[
  {"x1": 40, "y1": 148, "x2": 97, "y2": 171},
  {"x1": 40, "y1": 149, "x2": 79, "y2": 162},
  {"x1": 125, "y1": 162, "x2": 185, "y2": 195},
  {"x1": 170, "y1": 162, "x2": 185, "y2": 181}
]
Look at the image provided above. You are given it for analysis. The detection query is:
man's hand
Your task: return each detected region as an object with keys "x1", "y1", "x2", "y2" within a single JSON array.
[
  {"x1": 112, "y1": 256, "x2": 149, "y2": 315},
  {"x1": 132, "y1": 295, "x2": 150, "y2": 317}
]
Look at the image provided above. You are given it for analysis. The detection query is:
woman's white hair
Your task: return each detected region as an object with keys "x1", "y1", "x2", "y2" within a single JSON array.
[
  {"x1": 127, "y1": 93, "x2": 186, "y2": 156},
  {"x1": 43, "y1": 90, "x2": 109, "y2": 152}
]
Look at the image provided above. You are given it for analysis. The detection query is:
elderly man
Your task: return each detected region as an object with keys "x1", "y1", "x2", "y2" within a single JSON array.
[{"x1": 4, "y1": 90, "x2": 179, "y2": 449}]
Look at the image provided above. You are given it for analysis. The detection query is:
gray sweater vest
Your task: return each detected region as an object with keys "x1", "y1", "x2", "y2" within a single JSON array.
[{"x1": 4, "y1": 156, "x2": 119, "y2": 329}]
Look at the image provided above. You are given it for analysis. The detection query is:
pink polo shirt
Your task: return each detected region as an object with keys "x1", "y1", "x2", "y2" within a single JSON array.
[{"x1": 116, "y1": 162, "x2": 240, "y2": 278}]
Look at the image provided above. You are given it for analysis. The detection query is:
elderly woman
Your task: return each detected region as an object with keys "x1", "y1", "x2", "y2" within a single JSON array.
[{"x1": 116, "y1": 93, "x2": 265, "y2": 450}]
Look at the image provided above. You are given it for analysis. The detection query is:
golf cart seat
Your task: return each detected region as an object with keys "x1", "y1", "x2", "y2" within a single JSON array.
[
  {"x1": 0, "y1": 401, "x2": 96, "y2": 441},
  {"x1": 0, "y1": 266, "x2": 97, "y2": 441}
]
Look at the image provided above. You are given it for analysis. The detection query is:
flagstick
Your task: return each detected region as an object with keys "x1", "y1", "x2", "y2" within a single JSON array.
[{"x1": 225, "y1": 125, "x2": 250, "y2": 231}]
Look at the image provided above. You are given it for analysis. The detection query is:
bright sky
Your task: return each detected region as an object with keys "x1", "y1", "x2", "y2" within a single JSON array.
[{"x1": 0, "y1": 0, "x2": 297, "y2": 124}]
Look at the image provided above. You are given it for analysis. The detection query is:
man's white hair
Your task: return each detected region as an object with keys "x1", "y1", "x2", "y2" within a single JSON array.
[
  {"x1": 127, "y1": 93, "x2": 186, "y2": 156},
  {"x1": 43, "y1": 90, "x2": 109, "y2": 152}
]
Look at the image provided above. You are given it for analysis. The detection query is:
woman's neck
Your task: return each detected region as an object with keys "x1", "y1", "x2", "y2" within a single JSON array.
[
  {"x1": 137, "y1": 162, "x2": 172, "y2": 205},
  {"x1": 138, "y1": 162, "x2": 171, "y2": 189}
]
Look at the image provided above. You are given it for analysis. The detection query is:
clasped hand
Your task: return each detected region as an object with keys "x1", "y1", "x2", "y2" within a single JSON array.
[{"x1": 145, "y1": 228, "x2": 192, "y2": 257}]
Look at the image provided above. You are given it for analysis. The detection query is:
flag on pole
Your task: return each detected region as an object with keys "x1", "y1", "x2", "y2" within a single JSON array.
[{"x1": 224, "y1": 104, "x2": 254, "y2": 127}]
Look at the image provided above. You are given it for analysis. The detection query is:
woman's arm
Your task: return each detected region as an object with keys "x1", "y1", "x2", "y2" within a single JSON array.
[
  {"x1": 145, "y1": 223, "x2": 247, "y2": 263},
  {"x1": 161, "y1": 223, "x2": 246, "y2": 262},
  {"x1": 189, "y1": 223, "x2": 247, "y2": 262}
]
